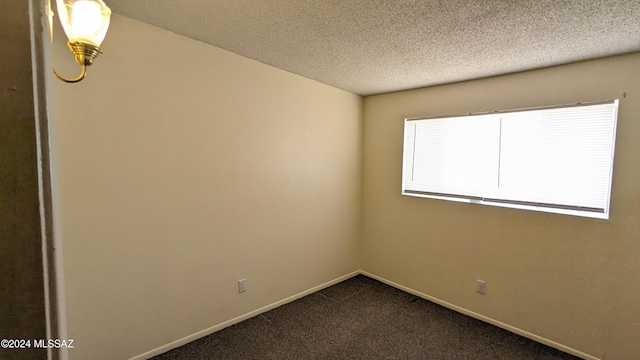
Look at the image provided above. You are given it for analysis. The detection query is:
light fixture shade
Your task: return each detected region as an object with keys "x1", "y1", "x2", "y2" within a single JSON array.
[{"x1": 56, "y1": 0, "x2": 111, "y2": 47}]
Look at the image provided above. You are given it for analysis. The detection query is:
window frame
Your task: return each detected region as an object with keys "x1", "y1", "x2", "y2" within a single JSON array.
[{"x1": 401, "y1": 100, "x2": 619, "y2": 219}]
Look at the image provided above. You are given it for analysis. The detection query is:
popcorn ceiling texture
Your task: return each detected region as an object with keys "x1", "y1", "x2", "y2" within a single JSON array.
[{"x1": 106, "y1": 0, "x2": 640, "y2": 96}]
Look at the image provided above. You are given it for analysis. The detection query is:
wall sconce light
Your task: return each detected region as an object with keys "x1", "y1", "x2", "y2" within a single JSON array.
[{"x1": 51, "y1": 0, "x2": 112, "y2": 83}]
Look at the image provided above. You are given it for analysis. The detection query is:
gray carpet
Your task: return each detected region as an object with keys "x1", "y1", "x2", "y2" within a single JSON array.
[{"x1": 151, "y1": 275, "x2": 581, "y2": 360}]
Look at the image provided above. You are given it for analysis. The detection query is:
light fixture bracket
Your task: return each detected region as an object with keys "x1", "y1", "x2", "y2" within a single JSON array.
[
  {"x1": 69, "y1": 41, "x2": 102, "y2": 66},
  {"x1": 54, "y1": 41, "x2": 103, "y2": 83}
]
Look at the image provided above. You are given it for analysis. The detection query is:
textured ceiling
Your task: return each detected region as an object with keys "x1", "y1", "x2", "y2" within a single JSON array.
[{"x1": 105, "y1": 0, "x2": 640, "y2": 96}]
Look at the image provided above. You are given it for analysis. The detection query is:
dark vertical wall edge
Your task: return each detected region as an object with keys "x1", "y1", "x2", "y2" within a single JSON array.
[{"x1": 0, "y1": 0, "x2": 50, "y2": 359}]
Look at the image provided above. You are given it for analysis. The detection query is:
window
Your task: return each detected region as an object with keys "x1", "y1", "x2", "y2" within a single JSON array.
[{"x1": 402, "y1": 100, "x2": 619, "y2": 219}]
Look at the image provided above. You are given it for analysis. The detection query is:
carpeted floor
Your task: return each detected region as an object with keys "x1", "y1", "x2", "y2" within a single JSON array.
[{"x1": 151, "y1": 275, "x2": 581, "y2": 359}]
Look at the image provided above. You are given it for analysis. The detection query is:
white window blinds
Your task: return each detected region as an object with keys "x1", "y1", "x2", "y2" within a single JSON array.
[{"x1": 402, "y1": 100, "x2": 618, "y2": 219}]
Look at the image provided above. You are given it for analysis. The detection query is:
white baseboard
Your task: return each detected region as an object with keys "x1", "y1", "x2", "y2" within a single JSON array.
[
  {"x1": 360, "y1": 271, "x2": 600, "y2": 360},
  {"x1": 131, "y1": 269, "x2": 600, "y2": 360},
  {"x1": 129, "y1": 271, "x2": 360, "y2": 360}
]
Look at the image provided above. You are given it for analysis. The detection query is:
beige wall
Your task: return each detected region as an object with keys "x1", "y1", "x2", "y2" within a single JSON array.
[
  {"x1": 50, "y1": 10, "x2": 640, "y2": 360},
  {"x1": 362, "y1": 53, "x2": 640, "y2": 360},
  {"x1": 52, "y1": 15, "x2": 362, "y2": 360}
]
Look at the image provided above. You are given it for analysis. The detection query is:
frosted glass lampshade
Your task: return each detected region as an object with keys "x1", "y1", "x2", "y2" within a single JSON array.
[{"x1": 56, "y1": 0, "x2": 111, "y2": 47}]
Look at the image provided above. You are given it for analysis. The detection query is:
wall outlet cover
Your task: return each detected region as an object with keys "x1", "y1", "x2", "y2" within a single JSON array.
[{"x1": 238, "y1": 278, "x2": 247, "y2": 293}]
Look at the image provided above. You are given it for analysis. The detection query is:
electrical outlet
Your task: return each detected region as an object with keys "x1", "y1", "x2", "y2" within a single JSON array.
[
  {"x1": 238, "y1": 278, "x2": 247, "y2": 293},
  {"x1": 476, "y1": 280, "x2": 486, "y2": 294}
]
